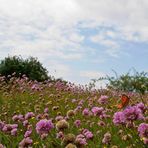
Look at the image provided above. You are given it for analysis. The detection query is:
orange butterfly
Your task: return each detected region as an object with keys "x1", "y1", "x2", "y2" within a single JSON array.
[{"x1": 117, "y1": 94, "x2": 130, "y2": 109}]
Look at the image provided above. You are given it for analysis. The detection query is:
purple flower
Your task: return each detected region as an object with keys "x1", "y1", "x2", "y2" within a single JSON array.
[
  {"x1": 102, "y1": 132, "x2": 111, "y2": 144},
  {"x1": 55, "y1": 116, "x2": 64, "y2": 121},
  {"x1": 11, "y1": 128, "x2": 17, "y2": 136},
  {"x1": 98, "y1": 95, "x2": 108, "y2": 104},
  {"x1": 123, "y1": 106, "x2": 144, "y2": 121},
  {"x1": 56, "y1": 131, "x2": 64, "y2": 139},
  {"x1": 25, "y1": 112, "x2": 35, "y2": 120},
  {"x1": 12, "y1": 114, "x2": 24, "y2": 122},
  {"x1": 36, "y1": 119, "x2": 54, "y2": 135},
  {"x1": 136, "y1": 103, "x2": 146, "y2": 113},
  {"x1": 113, "y1": 111, "x2": 126, "y2": 125},
  {"x1": 82, "y1": 129, "x2": 93, "y2": 139},
  {"x1": 44, "y1": 108, "x2": 49, "y2": 113},
  {"x1": 98, "y1": 121, "x2": 106, "y2": 127},
  {"x1": 24, "y1": 130, "x2": 32, "y2": 138},
  {"x1": 91, "y1": 107, "x2": 104, "y2": 116},
  {"x1": 138, "y1": 123, "x2": 148, "y2": 138},
  {"x1": 23, "y1": 120, "x2": 29, "y2": 127},
  {"x1": 74, "y1": 120, "x2": 81, "y2": 128},
  {"x1": 19, "y1": 137, "x2": 33, "y2": 147},
  {"x1": 0, "y1": 121, "x2": 5, "y2": 131},
  {"x1": 75, "y1": 134, "x2": 87, "y2": 146},
  {"x1": 82, "y1": 108, "x2": 90, "y2": 116},
  {"x1": 2, "y1": 124, "x2": 18, "y2": 134},
  {"x1": 0, "y1": 144, "x2": 4, "y2": 148}
]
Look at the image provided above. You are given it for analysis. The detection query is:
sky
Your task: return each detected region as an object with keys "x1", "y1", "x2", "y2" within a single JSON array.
[{"x1": 0, "y1": 0, "x2": 148, "y2": 87}]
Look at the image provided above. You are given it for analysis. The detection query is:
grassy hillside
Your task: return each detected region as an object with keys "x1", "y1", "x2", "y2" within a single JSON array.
[{"x1": 0, "y1": 75, "x2": 147, "y2": 148}]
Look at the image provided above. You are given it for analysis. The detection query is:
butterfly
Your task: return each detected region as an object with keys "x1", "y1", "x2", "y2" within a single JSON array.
[{"x1": 117, "y1": 94, "x2": 130, "y2": 109}]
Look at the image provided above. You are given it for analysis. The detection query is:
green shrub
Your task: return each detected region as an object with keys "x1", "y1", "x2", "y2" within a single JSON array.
[
  {"x1": 0, "y1": 56, "x2": 49, "y2": 81},
  {"x1": 89, "y1": 69, "x2": 148, "y2": 94},
  {"x1": 106, "y1": 70, "x2": 148, "y2": 94}
]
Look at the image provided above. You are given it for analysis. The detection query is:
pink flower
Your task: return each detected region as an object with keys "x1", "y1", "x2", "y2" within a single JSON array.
[
  {"x1": 44, "y1": 108, "x2": 49, "y2": 113},
  {"x1": 91, "y1": 107, "x2": 104, "y2": 116},
  {"x1": 98, "y1": 95, "x2": 108, "y2": 104},
  {"x1": 82, "y1": 129, "x2": 93, "y2": 139},
  {"x1": 138, "y1": 123, "x2": 148, "y2": 138},
  {"x1": 24, "y1": 130, "x2": 32, "y2": 138},
  {"x1": 74, "y1": 120, "x2": 81, "y2": 128},
  {"x1": 113, "y1": 111, "x2": 126, "y2": 125},
  {"x1": 19, "y1": 137, "x2": 33, "y2": 147},
  {"x1": 25, "y1": 112, "x2": 35, "y2": 120},
  {"x1": 36, "y1": 119, "x2": 54, "y2": 135},
  {"x1": 11, "y1": 128, "x2": 17, "y2": 136},
  {"x1": 82, "y1": 108, "x2": 89, "y2": 116}
]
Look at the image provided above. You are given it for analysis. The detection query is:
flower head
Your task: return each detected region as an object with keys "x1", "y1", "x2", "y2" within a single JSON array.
[
  {"x1": 36, "y1": 119, "x2": 54, "y2": 135},
  {"x1": 123, "y1": 106, "x2": 144, "y2": 121},
  {"x1": 113, "y1": 111, "x2": 126, "y2": 125},
  {"x1": 98, "y1": 95, "x2": 108, "y2": 105},
  {"x1": 138, "y1": 123, "x2": 148, "y2": 138}
]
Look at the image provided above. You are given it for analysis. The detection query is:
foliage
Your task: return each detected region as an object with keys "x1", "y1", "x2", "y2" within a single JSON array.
[
  {"x1": 0, "y1": 75, "x2": 147, "y2": 147},
  {"x1": 90, "y1": 69, "x2": 148, "y2": 94},
  {"x1": 106, "y1": 69, "x2": 148, "y2": 94},
  {"x1": 0, "y1": 56, "x2": 49, "y2": 81}
]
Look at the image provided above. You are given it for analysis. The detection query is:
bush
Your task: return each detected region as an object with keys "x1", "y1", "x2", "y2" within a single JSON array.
[
  {"x1": 0, "y1": 56, "x2": 49, "y2": 81},
  {"x1": 89, "y1": 69, "x2": 148, "y2": 94},
  {"x1": 106, "y1": 70, "x2": 148, "y2": 94}
]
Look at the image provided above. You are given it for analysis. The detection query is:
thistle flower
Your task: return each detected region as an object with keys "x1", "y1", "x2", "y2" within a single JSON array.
[{"x1": 36, "y1": 119, "x2": 54, "y2": 135}]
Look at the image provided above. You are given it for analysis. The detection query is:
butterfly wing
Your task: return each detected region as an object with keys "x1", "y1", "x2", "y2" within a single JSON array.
[
  {"x1": 117, "y1": 94, "x2": 130, "y2": 109},
  {"x1": 121, "y1": 94, "x2": 130, "y2": 108},
  {"x1": 117, "y1": 104, "x2": 123, "y2": 109}
]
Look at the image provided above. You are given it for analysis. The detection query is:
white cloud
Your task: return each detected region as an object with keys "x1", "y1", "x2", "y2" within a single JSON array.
[
  {"x1": 90, "y1": 34, "x2": 120, "y2": 57},
  {"x1": 79, "y1": 70, "x2": 107, "y2": 88},
  {"x1": 80, "y1": 71, "x2": 106, "y2": 79},
  {"x1": 0, "y1": 0, "x2": 148, "y2": 84},
  {"x1": 44, "y1": 60, "x2": 71, "y2": 79}
]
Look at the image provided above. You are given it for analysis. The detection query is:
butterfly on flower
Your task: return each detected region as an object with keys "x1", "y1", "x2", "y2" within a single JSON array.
[{"x1": 117, "y1": 94, "x2": 130, "y2": 109}]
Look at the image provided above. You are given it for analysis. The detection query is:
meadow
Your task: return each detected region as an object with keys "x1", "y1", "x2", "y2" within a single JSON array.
[{"x1": 0, "y1": 75, "x2": 147, "y2": 148}]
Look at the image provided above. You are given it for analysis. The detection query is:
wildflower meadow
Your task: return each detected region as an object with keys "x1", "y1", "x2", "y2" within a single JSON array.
[{"x1": 0, "y1": 74, "x2": 147, "y2": 148}]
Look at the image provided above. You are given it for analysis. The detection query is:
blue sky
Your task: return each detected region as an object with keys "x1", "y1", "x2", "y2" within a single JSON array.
[{"x1": 0, "y1": 0, "x2": 148, "y2": 87}]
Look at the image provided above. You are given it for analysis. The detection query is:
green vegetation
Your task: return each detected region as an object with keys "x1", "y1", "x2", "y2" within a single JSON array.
[
  {"x1": 90, "y1": 69, "x2": 148, "y2": 94},
  {"x1": 0, "y1": 56, "x2": 49, "y2": 82}
]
